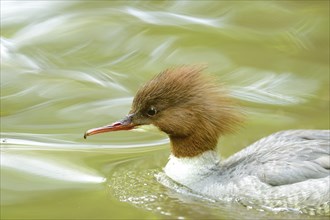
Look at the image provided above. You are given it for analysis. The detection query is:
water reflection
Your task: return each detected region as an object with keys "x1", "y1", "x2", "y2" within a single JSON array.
[
  {"x1": 124, "y1": 7, "x2": 223, "y2": 27},
  {"x1": 228, "y1": 68, "x2": 318, "y2": 105},
  {"x1": 1, "y1": 0, "x2": 329, "y2": 219},
  {"x1": 1, "y1": 153, "x2": 105, "y2": 184},
  {"x1": 0, "y1": 133, "x2": 169, "y2": 150},
  {"x1": 1, "y1": 37, "x2": 40, "y2": 70},
  {"x1": 1, "y1": 1, "x2": 73, "y2": 27}
]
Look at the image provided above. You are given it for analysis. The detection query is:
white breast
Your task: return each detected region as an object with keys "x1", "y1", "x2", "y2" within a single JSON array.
[{"x1": 164, "y1": 150, "x2": 221, "y2": 188}]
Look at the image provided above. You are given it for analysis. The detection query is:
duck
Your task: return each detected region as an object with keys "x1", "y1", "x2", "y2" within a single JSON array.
[{"x1": 84, "y1": 65, "x2": 330, "y2": 215}]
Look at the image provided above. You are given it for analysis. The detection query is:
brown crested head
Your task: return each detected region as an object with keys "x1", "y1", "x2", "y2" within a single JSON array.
[
  {"x1": 129, "y1": 65, "x2": 243, "y2": 157},
  {"x1": 84, "y1": 65, "x2": 242, "y2": 157}
]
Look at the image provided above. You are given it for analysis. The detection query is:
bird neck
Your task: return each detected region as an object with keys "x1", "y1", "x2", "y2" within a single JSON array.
[{"x1": 169, "y1": 131, "x2": 219, "y2": 158}]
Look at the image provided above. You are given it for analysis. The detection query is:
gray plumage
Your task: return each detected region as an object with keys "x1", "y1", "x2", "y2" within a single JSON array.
[
  {"x1": 223, "y1": 130, "x2": 329, "y2": 185},
  {"x1": 219, "y1": 130, "x2": 330, "y2": 214}
]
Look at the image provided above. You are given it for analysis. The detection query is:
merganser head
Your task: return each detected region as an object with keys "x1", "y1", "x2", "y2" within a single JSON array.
[{"x1": 84, "y1": 65, "x2": 242, "y2": 157}]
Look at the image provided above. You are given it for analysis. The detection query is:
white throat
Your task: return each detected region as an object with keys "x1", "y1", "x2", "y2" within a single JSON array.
[{"x1": 164, "y1": 150, "x2": 221, "y2": 188}]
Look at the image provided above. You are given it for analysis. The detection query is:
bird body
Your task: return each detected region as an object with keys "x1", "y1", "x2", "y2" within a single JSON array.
[
  {"x1": 84, "y1": 66, "x2": 329, "y2": 214},
  {"x1": 164, "y1": 130, "x2": 329, "y2": 214}
]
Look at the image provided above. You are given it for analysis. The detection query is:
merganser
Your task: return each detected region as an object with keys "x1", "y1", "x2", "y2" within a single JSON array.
[{"x1": 84, "y1": 65, "x2": 330, "y2": 215}]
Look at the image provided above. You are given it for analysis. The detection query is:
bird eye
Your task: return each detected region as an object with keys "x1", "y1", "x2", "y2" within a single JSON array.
[{"x1": 147, "y1": 106, "x2": 157, "y2": 117}]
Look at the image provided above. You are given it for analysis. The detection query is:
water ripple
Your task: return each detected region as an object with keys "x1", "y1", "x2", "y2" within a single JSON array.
[
  {"x1": 0, "y1": 133, "x2": 169, "y2": 151},
  {"x1": 227, "y1": 68, "x2": 319, "y2": 105},
  {"x1": 1, "y1": 152, "x2": 105, "y2": 184},
  {"x1": 124, "y1": 7, "x2": 224, "y2": 27}
]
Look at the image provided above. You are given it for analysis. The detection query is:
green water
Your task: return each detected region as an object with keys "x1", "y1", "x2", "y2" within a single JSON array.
[{"x1": 1, "y1": 1, "x2": 329, "y2": 219}]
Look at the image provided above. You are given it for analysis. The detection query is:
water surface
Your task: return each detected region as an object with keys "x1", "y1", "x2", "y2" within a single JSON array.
[{"x1": 1, "y1": 1, "x2": 329, "y2": 219}]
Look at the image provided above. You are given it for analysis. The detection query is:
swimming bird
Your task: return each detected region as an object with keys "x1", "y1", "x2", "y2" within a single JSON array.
[{"x1": 84, "y1": 65, "x2": 329, "y2": 215}]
